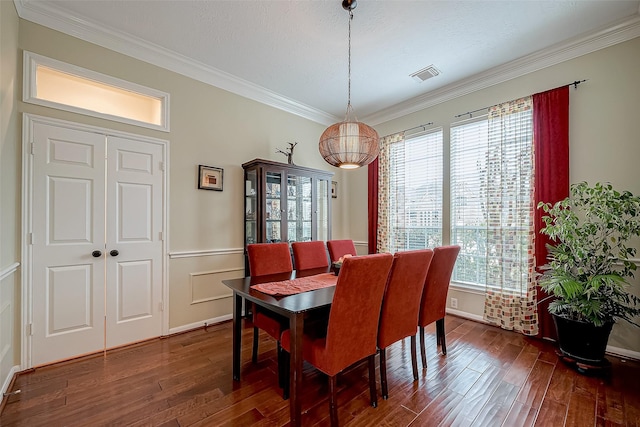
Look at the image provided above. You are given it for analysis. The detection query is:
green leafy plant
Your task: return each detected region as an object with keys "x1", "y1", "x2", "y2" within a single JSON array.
[{"x1": 538, "y1": 182, "x2": 640, "y2": 326}]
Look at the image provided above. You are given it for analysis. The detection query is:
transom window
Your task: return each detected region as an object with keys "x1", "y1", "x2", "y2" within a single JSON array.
[{"x1": 23, "y1": 51, "x2": 169, "y2": 132}]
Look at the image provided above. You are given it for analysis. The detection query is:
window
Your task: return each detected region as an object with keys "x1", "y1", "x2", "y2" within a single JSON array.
[
  {"x1": 23, "y1": 51, "x2": 169, "y2": 131},
  {"x1": 450, "y1": 118, "x2": 489, "y2": 286},
  {"x1": 450, "y1": 101, "x2": 534, "y2": 290},
  {"x1": 385, "y1": 129, "x2": 443, "y2": 252}
]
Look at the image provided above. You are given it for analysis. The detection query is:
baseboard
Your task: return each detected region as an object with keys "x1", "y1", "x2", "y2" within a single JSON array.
[
  {"x1": 1, "y1": 365, "x2": 20, "y2": 396},
  {"x1": 606, "y1": 345, "x2": 640, "y2": 361},
  {"x1": 445, "y1": 308, "x2": 640, "y2": 362},
  {"x1": 446, "y1": 308, "x2": 487, "y2": 324},
  {"x1": 168, "y1": 314, "x2": 233, "y2": 335}
]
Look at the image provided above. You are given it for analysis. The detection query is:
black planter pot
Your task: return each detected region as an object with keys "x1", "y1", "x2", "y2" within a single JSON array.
[{"x1": 552, "y1": 313, "x2": 613, "y2": 366}]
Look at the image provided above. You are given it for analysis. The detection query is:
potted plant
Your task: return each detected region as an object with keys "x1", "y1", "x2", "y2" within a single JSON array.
[{"x1": 538, "y1": 182, "x2": 640, "y2": 369}]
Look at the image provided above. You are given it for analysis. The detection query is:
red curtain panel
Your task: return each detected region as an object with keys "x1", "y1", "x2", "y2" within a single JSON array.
[
  {"x1": 367, "y1": 158, "x2": 379, "y2": 254},
  {"x1": 533, "y1": 86, "x2": 570, "y2": 340}
]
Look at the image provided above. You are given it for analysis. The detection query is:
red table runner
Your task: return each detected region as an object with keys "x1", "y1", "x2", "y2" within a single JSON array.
[{"x1": 251, "y1": 273, "x2": 337, "y2": 296}]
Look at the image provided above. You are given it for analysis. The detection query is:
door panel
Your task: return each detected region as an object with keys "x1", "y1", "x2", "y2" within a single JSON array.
[
  {"x1": 106, "y1": 136, "x2": 163, "y2": 347},
  {"x1": 48, "y1": 177, "x2": 93, "y2": 243},
  {"x1": 29, "y1": 118, "x2": 165, "y2": 366},
  {"x1": 118, "y1": 183, "x2": 152, "y2": 241},
  {"x1": 117, "y1": 260, "x2": 153, "y2": 321},
  {"x1": 31, "y1": 122, "x2": 106, "y2": 366},
  {"x1": 47, "y1": 264, "x2": 93, "y2": 334}
]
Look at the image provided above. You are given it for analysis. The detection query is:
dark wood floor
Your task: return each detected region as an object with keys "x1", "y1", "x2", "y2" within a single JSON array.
[{"x1": 1, "y1": 315, "x2": 639, "y2": 426}]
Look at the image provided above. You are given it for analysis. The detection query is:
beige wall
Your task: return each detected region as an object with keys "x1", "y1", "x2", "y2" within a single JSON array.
[
  {"x1": 346, "y1": 36, "x2": 640, "y2": 355},
  {"x1": 0, "y1": 0, "x2": 21, "y2": 390},
  {"x1": 17, "y1": 20, "x2": 344, "y2": 334},
  {"x1": 4, "y1": 12, "x2": 640, "y2": 378}
]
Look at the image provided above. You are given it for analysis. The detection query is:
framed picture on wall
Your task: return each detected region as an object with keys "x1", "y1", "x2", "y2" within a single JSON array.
[
  {"x1": 198, "y1": 165, "x2": 223, "y2": 191},
  {"x1": 331, "y1": 181, "x2": 337, "y2": 198}
]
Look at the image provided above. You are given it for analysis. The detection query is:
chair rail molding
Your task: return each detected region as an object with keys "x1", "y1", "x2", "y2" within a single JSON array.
[
  {"x1": 168, "y1": 248, "x2": 244, "y2": 259},
  {"x1": 0, "y1": 263, "x2": 20, "y2": 282}
]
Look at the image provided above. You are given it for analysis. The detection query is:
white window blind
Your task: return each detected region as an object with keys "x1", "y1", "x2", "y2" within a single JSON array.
[
  {"x1": 451, "y1": 119, "x2": 489, "y2": 285},
  {"x1": 387, "y1": 129, "x2": 443, "y2": 252},
  {"x1": 450, "y1": 102, "x2": 534, "y2": 290}
]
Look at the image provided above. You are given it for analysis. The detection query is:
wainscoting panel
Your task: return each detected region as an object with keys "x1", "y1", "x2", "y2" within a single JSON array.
[
  {"x1": 190, "y1": 268, "x2": 241, "y2": 305},
  {"x1": 1, "y1": 262, "x2": 19, "y2": 396},
  {"x1": 168, "y1": 249, "x2": 244, "y2": 331}
]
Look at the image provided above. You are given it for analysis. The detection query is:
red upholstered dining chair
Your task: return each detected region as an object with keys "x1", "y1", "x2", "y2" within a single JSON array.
[
  {"x1": 418, "y1": 245, "x2": 461, "y2": 369},
  {"x1": 246, "y1": 242, "x2": 292, "y2": 389},
  {"x1": 291, "y1": 241, "x2": 329, "y2": 271},
  {"x1": 377, "y1": 249, "x2": 433, "y2": 399},
  {"x1": 281, "y1": 253, "x2": 393, "y2": 426},
  {"x1": 326, "y1": 239, "x2": 357, "y2": 263}
]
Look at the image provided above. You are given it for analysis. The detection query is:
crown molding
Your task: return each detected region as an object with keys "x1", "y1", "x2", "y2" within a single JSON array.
[
  {"x1": 15, "y1": 1, "x2": 639, "y2": 127},
  {"x1": 363, "y1": 13, "x2": 640, "y2": 126},
  {"x1": 14, "y1": 0, "x2": 338, "y2": 126}
]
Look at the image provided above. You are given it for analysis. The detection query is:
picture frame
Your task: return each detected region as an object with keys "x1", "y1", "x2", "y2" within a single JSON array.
[
  {"x1": 331, "y1": 181, "x2": 337, "y2": 198},
  {"x1": 198, "y1": 165, "x2": 223, "y2": 191}
]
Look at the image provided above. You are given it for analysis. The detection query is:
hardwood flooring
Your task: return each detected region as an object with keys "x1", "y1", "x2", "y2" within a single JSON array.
[{"x1": 1, "y1": 315, "x2": 639, "y2": 426}]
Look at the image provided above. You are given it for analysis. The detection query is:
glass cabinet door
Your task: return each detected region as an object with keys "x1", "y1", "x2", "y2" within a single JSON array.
[
  {"x1": 245, "y1": 168, "x2": 258, "y2": 245},
  {"x1": 287, "y1": 174, "x2": 312, "y2": 242},
  {"x1": 316, "y1": 178, "x2": 330, "y2": 241},
  {"x1": 265, "y1": 170, "x2": 283, "y2": 243}
]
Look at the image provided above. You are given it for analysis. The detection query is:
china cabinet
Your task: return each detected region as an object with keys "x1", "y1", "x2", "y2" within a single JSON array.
[{"x1": 242, "y1": 159, "x2": 333, "y2": 273}]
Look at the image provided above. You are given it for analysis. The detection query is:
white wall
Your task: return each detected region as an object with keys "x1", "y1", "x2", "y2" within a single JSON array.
[
  {"x1": 346, "y1": 36, "x2": 640, "y2": 356},
  {"x1": 0, "y1": 0, "x2": 21, "y2": 393}
]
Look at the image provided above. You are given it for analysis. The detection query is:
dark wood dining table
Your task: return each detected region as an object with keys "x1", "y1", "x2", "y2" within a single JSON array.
[{"x1": 221, "y1": 267, "x2": 336, "y2": 427}]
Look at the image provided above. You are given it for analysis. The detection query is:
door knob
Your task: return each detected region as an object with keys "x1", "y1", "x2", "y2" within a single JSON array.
[
  {"x1": 92, "y1": 250, "x2": 102, "y2": 258},
  {"x1": 110, "y1": 250, "x2": 119, "y2": 257}
]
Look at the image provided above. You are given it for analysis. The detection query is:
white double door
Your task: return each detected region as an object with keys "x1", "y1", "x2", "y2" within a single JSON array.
[{"x1": 28, "y1": 117, "x2": 166, "y2": 367}]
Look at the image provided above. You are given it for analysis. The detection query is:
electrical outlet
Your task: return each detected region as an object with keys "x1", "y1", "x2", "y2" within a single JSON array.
[{"x1": 450, "y1": 297, "x2": 458, "y2": 309}]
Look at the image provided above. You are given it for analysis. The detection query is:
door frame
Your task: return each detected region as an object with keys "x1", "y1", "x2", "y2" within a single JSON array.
[{"x1": 21, "y1": 113, "x2": 170, "y2": 369}]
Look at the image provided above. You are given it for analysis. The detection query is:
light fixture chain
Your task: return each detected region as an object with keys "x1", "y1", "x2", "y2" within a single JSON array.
[{"x1": 347, "y1": 9, "x2": 352, "y2": 111}]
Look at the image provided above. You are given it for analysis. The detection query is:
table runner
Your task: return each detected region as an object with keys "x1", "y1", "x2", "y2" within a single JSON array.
[{"x1": 251, "y1": 273, "x2": 337, "y2": 296}]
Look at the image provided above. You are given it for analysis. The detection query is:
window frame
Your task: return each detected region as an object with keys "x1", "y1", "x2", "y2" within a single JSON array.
[
  {"x1": 385, "y1": 127, "x2": 444, "y2": 253},
  {"x1": 23, "y1": 51, "x2": 170, "y2": 132},
  {"x1": 449, "y1": 109, "x2": 534, "y2": 293}
]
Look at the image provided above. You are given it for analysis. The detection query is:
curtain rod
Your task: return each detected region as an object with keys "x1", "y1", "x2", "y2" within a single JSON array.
[
  {"x1": 381, "y1": 122, "x2": 434, "y2": 139},
  {"x1": 453, "y1": 79, "x2": 587, "y2": 119}
]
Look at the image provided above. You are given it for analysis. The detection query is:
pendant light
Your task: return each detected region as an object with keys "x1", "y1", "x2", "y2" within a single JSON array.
[{"x1": 319, "y1": 0, "x2": 379, "y2": 169}]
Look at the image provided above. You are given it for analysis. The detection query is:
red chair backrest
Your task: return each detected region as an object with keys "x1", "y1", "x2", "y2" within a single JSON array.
[
  {"x1": 323, "y1": 253, "x2": 393, "y2": 375},
  {"x1": 247, "y1": 242, "x2": 292, "y2": 276},
  {"x1": 326, "y1": 239, "x2": 357, "y2": 263},
  {"x1": 418, "y1": 245, "x2": 461, "y2": 327},
  {"x1": 378, "y1": 249, "x2": 433, "y2": 349},
  {"x1": 291, "y1": 241, "x2": 329, "y2": 270}
]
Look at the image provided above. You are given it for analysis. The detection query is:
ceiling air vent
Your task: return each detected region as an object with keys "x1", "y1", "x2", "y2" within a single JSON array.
[{"x1": 410, "y1": 65, "x2": 441, "y2": 82}]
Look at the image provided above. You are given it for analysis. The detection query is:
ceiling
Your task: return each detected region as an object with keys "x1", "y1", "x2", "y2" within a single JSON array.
[{"x1": 15, "y1": 1, "x2": 640, "y2": 125}]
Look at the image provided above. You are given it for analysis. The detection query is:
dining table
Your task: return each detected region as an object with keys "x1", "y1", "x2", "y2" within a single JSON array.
[{"x1": 221, "y1": 266, "x2": 337, "y2": 427}]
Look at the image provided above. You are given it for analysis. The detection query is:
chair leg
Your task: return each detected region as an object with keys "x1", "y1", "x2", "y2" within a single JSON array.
[
  {"x1": 410, "y1": 335, "x2": 418, "y2": 381},
  {"x1": 419, "y1": 326, "x2": 427, "y2": 369},
  {"x1": 277, "y1": 342, "x2": 284, "y2": 388},
  {"x1": 368, "y1": 355, "x2": 378, "y2": 408},
  {"x1": 379, "y1": 348, "x2": 388, "y2": 400},
  {"x1": 281, "y1": 347, "x2": 290, "y2": 400},
  {"x1": 437, "y1": 318, "x2": 447, "y2": 355},
  {"x1": 329, "y1": 374, "x2": 339, "y2": 426},
  {"x1": 252, "y1": 327, "x2": 259, "y2": 363}
]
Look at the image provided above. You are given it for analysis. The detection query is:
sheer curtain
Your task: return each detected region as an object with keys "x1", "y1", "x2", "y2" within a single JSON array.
[
  {"x1": 482, "y1": 97, "x2": 539, "y2": 335},
  {"x1": 373, "y1": 132, "x2": 405, "y2": 253}
]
